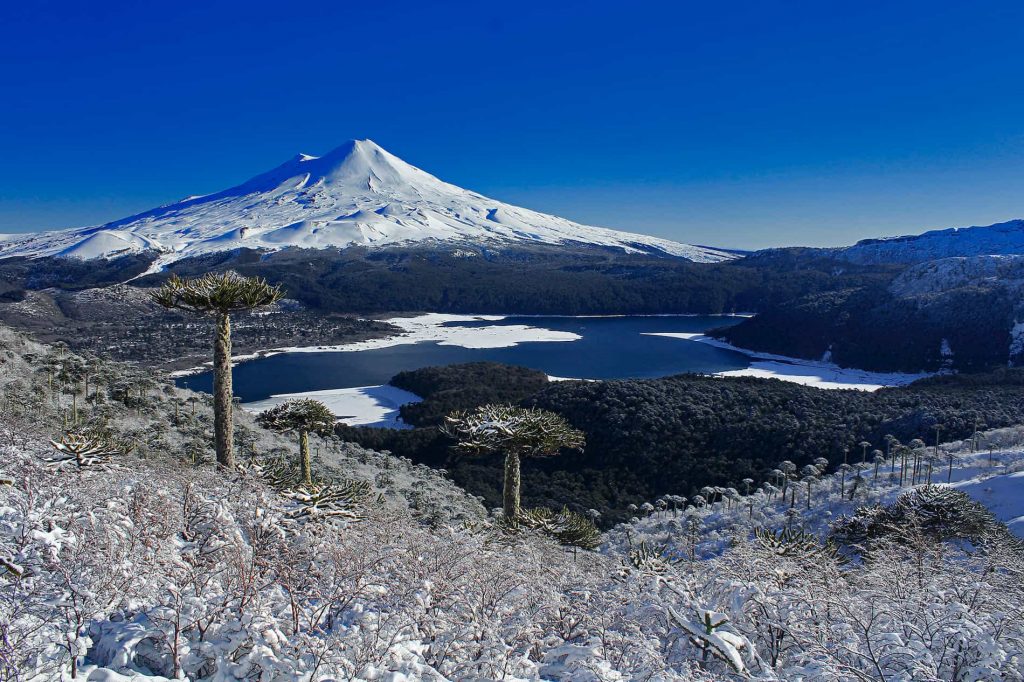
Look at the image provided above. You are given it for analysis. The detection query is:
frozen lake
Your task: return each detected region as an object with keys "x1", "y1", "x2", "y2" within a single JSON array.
[{"x1": 179, "y1": 314, "x2": 749, "y2": 402}]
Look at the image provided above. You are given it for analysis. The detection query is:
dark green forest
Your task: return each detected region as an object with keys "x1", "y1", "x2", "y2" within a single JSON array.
[
  {"x1": 716, "y1": 282, "x2": 1019, "y2": 373},
  {"x1": 338, "y1": 363, "x2": 1024, "y2": 524},
  {"x1": 134, "y1": 245, "x2": 897, "y2": 316}
]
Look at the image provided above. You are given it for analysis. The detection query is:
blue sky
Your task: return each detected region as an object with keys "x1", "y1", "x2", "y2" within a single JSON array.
[{"x1": 1, "y1": 1, "x2": 1022, "y2": 249}]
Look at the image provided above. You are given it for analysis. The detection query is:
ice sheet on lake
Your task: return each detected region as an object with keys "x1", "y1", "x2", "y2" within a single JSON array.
[{"x1": 278, "y1": 313, "x2": 581, "y2": 354}]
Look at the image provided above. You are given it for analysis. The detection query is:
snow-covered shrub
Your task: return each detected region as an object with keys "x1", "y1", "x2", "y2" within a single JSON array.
[
  {"x1": 519, "y1": 506, "x2": 601, "y2": 550},
  {"x1": 831, "y1": 485, "x2": 1024, "y2": 553}
]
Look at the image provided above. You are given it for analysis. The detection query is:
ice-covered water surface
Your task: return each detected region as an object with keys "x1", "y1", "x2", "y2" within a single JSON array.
[
  {"x1": 196, "y1": 314, "x2": 751, "y2": 423},
  {"x1": 243, "y1": 384, "x2": 424, "y2": 429},
  {"x1": 176, "y1": 314, "x2": 934, "y2": 427}
]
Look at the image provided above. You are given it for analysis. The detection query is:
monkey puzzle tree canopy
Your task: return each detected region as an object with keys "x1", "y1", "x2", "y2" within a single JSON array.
[
  {"x1": 442, "y1": 404, "x2": 585, "y2": 521},
  {"x1": 152, "y1": 272, "x2": 284, "y2": 314},
  {"x1": 257, "y1": 399, "x2": 336, "y2": 486},
  {"x1": 257, "y1": 399, "x2": 335, "y2": 435},
  {"x1": 441, "y1": 404, "x2": 585, "y2": 458}
]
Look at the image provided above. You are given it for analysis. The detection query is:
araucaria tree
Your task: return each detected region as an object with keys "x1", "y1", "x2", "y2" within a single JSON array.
[
  {"x1": 256, "y1": 399, "x2": 336, "y2": 485},
  {"x1": 442, "y1": 404, "x2": 585, "y2": 521},
  {"x1": 153, "y1": 272, "x2": 283, "y2": 467}
]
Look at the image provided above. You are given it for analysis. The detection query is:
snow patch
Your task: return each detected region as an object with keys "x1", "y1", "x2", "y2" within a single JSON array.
[
  {"x1": 646, "y1": 332, "x2": 930, "y2": 390},
  {"x1": 1009, "y1": 320, "x2": 1024, "y2": 366},
  {"x1": 277, "y1": 313, "x2": 581, "y2": 354},
  {"x1": 951, "y1": 470, "x2": 1024, "y2": 537},
  {"x1": 56, "y1": 230, "x2": 155, "y2": 260}
]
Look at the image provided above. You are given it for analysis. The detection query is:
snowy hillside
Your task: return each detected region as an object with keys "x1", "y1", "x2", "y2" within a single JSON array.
[
  {"x1": 889, "y1": 253, "x2": 1024, "y2": 297},
  {"x1": 611, "y1": 425, "x2": 1024, "y2": 566},
  {"x1": 0, "y1": 140, "x2": 738, "y2": 268},
  {"x1": 2, "y1": 328, "x2": 1023, "y2": 680},
  {"x1": 835, "y1": 218, "x2": 1024, "y2": 264}
]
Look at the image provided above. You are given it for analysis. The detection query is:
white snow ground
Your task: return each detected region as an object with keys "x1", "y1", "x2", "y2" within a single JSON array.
[
  {"x1": 646, "y1": 332, "x2": 930, "y2": 390},
  {"x1": 243, "y1": 384, "x2": 423, "y2": 428},
  {"x1": 0, "y1": 139, "x2": 738, "y2": 267},
  {"x1": 951, "y1": 469, "x2": 1024, "y2": 536}
]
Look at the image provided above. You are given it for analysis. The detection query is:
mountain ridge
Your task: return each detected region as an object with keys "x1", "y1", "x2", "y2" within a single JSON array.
[
  {"x1": 831, "y1": 218, "x2": 1024, "y2": 264},
  {"x1": 0, "y1": 139, "x2": 738, "y2": 268}
]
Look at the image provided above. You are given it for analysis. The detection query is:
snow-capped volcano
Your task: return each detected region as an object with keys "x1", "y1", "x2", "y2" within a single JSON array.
[{"x1": 0, "y1": 140, "x2": 737, "y2": 267}]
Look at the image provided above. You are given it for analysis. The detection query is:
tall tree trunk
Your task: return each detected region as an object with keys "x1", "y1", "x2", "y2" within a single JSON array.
[
  {"x1": 213, "y1": 312, "x2": 234, "y2": 468},
  {"x1": 503, "y1": 451, "x2": 522, "y2": 521},
  {"x1": 299, "y1": 429, "x2": 312, "y2": 485}
]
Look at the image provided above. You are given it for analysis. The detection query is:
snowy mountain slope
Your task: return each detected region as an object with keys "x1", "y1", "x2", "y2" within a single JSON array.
[
  {"x1": 834, "y1": 218, "x2": 1024, "y2": 264},
  {"x1": 889, "y1": 254, "x2": 1024, "y2": 297},
  {"x1": 0, "y1": 140, "x2": 738, "y2": 268}
]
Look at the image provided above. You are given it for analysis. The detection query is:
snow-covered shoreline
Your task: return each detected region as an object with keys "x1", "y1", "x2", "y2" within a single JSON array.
[
  {"x1": 242, "y1": 384, "x2": 423, "y2": 429},
  {"x1": 232, "y1": 313, "x2": 582, "y2": 425},
  {"x1": 645, "y1": 332, "x2": 931, "y2": 391}
]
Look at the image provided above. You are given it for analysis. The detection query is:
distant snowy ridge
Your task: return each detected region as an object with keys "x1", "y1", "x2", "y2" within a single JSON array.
[
  {"x1": 834, "y1": 218, "x2": 1024, "y2": 264},
  {"x1": 0, "y1": 139, "x2": 738, "y2": 267}
]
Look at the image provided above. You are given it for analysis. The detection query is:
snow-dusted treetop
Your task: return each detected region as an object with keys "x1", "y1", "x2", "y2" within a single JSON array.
[{"x1": 0, "y1": 139, "x2": 739, "y2": 267}]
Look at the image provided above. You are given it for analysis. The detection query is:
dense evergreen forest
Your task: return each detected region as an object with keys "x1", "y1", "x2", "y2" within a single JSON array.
[
  {"x1": 715, "y1": 278, "x2": 1020, "y2": 372},
  {"x1": 338, "y1": 363, "x2": 1024, "y2": 524},
  {"x1": 150, "y1": 245, "x2": 898, "y2": 316}
]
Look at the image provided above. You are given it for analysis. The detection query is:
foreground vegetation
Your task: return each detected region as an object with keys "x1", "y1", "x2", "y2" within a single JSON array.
[{"x1": 1, "y1": 325, "x2": 1022, "y2": 680}]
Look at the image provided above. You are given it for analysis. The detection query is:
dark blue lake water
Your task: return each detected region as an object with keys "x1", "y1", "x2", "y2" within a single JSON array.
[{"x1": 178, "y1": 315, "x2": 751, "y2": 402}]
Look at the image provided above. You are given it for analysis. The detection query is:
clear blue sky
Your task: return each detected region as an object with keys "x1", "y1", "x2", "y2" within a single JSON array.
[{"x1": 1, "y1": 1, "x2": 1022, "y2": 249}]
